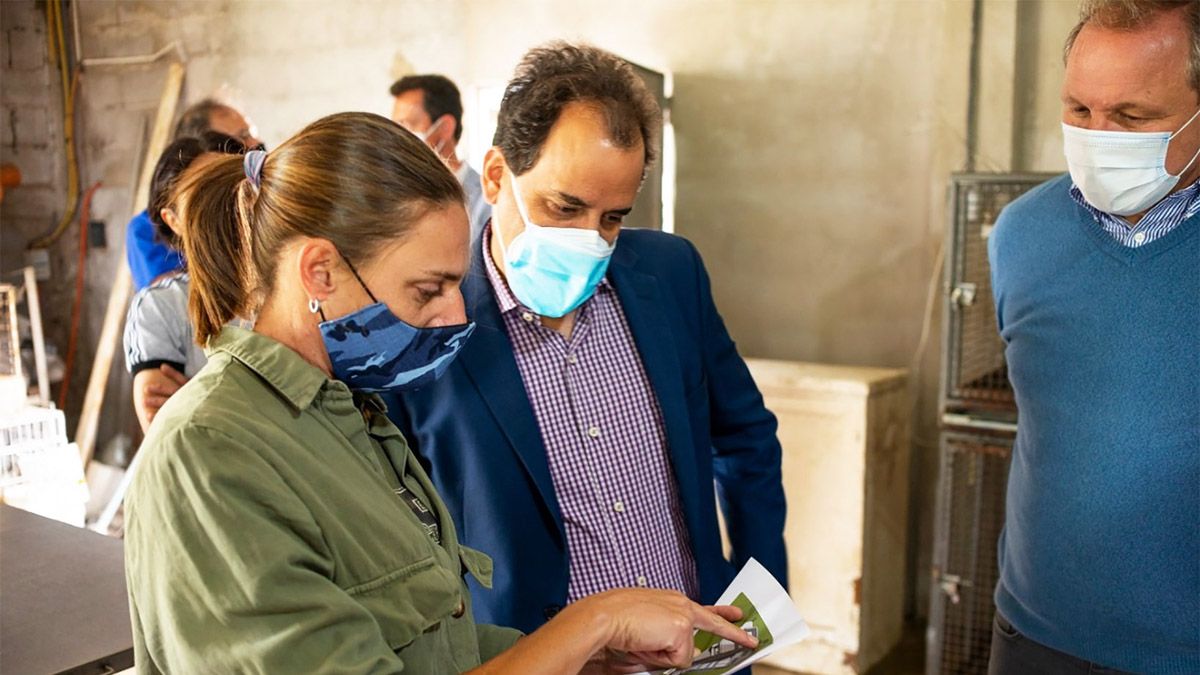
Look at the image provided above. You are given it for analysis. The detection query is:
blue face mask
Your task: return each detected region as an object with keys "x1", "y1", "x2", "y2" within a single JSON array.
[
  {"x1": 502, "y1": 175, "x2": 616, "y2": 318},
  {"x1": 318, "y1": 257, "x2": 475, "y2": 393}
]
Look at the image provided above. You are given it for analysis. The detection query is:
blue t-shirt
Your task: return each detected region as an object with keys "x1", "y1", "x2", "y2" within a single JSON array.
[
  {"x1": 126, "y1": 209, "x2": 184, "y2": 291},
  {"x1": 989, "y1": 174, "x2": 1199, "y2": 674}
]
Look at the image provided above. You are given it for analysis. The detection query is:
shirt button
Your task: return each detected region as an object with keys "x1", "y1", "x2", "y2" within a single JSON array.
[
  {"x1": 587, "y1": 425, "x2": 601, "y2": 438},
  {"x1": 567, "y1": 354, "x2": 578, "y2": 365},
  {"x1": 636, "y1": 575, "x2": 648, "y2": 587},
  {"x1": 613, "y1": 500, "x2": 625, "y2": 513},
  {"x1": 521, "y1": 311, "x2": 535, "y2": 322},
  {"x1": 452, "y1": 599, "x2": 465, "y2": 618},
  {"x1": 1132, "y1": 232, "x2": 1147, "y2": 245}
]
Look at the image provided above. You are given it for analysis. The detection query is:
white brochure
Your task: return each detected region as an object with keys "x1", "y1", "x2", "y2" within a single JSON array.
[{"x1": 644, "y1": 557, "x2": 810, "y2": 675}]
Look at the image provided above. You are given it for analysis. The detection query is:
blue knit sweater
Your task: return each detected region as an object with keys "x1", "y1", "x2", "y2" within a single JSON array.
[{"x1": 989, "y1": 174, "x2": 1199, "y2": 673}]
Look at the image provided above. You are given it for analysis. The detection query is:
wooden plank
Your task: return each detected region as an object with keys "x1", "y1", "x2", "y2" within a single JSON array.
[{"x1": 76, "y1": 61, "x2": 185, "y2": 467}]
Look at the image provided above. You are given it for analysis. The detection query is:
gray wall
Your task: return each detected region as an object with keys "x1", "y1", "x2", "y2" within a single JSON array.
[{"x1": 0, "y1": 0, "x2": 1079, "y2": 618}]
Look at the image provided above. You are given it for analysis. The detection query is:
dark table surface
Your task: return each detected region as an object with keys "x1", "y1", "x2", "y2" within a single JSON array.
[{"x1": 0, "y1": 504, "x2": 134, "y2": 674}]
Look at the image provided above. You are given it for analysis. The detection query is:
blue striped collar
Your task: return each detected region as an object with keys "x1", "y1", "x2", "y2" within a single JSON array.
[{"x1": 1070, "y1": 179, "x2": 1200, "y2": 248}]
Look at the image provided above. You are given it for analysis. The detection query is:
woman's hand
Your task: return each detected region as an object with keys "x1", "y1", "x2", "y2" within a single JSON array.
[
  {"x1": 579, "y1": 589, "x2": 756, "y2": 672},
  {"x1": 472, "y1": 588, "x2": 756, "y2": 675}
]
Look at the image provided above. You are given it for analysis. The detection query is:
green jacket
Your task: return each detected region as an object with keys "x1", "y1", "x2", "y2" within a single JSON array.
[{"x1": 125, "y1": 327, "x2": 522, "y2": 673}]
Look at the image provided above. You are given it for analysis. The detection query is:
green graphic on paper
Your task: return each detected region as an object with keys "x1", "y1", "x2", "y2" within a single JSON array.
[{"x1": 664, "y1": 592, "x2": 773, "y2": 674}]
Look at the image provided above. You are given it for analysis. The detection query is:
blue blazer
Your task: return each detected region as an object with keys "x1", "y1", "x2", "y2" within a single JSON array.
[{"x1": 387, "y1": 229, "x2": 788, "y2": 634}]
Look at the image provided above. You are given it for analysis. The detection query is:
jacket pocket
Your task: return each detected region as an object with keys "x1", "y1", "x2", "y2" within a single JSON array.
[{"x1": 348, "y1": 556, "x2": 464, "y2": 650}]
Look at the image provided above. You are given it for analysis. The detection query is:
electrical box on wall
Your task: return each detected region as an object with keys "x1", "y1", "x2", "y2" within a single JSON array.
[{"x1": 88, "y1": 220, "x2": 107, "y2": 249}]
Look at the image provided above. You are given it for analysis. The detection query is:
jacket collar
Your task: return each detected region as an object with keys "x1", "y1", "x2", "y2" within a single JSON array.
[{"x1": 207, "y1": 326, "x2": 328, "y2": 411}]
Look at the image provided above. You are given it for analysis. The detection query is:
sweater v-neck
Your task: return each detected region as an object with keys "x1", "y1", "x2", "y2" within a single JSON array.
[{"x1": 1072, "y1": 199, "x2": 1199, "y2": 267}]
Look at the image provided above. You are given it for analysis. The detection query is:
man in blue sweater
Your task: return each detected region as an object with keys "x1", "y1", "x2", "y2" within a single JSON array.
[{"x1": 988, "y1": 2, "x2": 1199, "y2": 673}]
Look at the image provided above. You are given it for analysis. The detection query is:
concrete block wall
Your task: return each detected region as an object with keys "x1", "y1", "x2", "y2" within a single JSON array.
[
  {"x1": 1, "y1": 0, "x2": 76, "y2": 417},
  {"x1": 2, "y1": 0, "x2": 467, "y2": 449}
]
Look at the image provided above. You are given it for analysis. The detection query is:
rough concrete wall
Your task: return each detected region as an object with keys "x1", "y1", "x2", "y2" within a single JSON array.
[
  {"x1": 1, "y1": 0, "x2": 467, "y2": 448},
  {"x1": 1014, "y1": 0, "x2": 1078, "y2": 172},
  {"x1": 460, "y1": 0, "x2": 947, "y2": 364},
  {"x1": 1, "y1": 0, "x2": 93, "y2": 428}
]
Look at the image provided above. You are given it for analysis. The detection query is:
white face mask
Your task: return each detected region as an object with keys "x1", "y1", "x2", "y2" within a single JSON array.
[
  {"x1": 411, "y1": 117, "x2": 446, "y2": 155},
  {"x1": 1062, "y1": 108, "x2": 1200, "y2": 216}
]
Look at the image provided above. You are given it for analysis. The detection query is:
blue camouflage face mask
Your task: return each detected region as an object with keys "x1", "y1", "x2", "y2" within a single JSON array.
[{"x1": 318, "y1": 255, "x2": 475, "y2": 393}]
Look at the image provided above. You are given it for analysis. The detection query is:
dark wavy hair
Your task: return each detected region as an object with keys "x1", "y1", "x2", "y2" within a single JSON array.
[
  {"x1": 148, "y1": 131, "x2": 247, "y2": 247},
  {"x1": 493, "y1": 41, "x2": 661, "y2": 175}
]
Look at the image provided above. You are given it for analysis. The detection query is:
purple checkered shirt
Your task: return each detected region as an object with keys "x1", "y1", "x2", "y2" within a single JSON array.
[{"x1": 482, "y1": 225, "x2": 700, "y2": 602}]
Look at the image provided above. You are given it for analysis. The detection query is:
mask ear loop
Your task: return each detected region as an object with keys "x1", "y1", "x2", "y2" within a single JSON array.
[
  {"x1": 509, "y1": 172, "x2": 537, "y2": 230},
  {"x1": 338, "y1": 253, "x2": 380, "y2": 304},
  {"x1": 1169, "y1": 108, "x2": 1200, "y2": 178}
]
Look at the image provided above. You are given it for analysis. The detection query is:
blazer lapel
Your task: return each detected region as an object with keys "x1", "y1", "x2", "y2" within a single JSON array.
[
  {"x1": 458, "y1": 252, "x2": 565, "y2": 539},
  {"x1": 607, "y1": 244, "x2": 704, "y2": 532}
]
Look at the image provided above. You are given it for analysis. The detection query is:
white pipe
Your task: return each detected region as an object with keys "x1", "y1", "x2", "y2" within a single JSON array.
[
  {"x1": 23, "y1": 267, "x2": 50, "y2": 406},
  {"x1": 72, "y1": 0, "x2": 187, "y2": 69},
  {"x1": 71, "y1": 0, "x2": 82, "y2": 68},
  {"x1": 80, "y1": 42, "x2": 185, "y2": 68}
]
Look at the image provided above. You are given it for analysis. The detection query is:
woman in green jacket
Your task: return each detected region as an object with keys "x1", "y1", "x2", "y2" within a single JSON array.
[{"x1": 124, "y1": 111, "x2": 754, "y2": 674}]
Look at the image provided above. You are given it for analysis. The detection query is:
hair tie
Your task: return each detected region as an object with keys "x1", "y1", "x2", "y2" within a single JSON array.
[{"x1": 243, "y1": 149, "x2": 267, "y2": 189}]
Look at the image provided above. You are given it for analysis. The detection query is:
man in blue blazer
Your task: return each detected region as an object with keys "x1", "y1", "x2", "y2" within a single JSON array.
[{"x1": 388, "y1": 42, "x2": 787, "y2": 635}]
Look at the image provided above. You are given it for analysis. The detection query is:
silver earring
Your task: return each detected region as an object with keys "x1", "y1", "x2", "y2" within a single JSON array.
[{"x1": 308, "y1": 298, "x2": 320, "y2": 314}]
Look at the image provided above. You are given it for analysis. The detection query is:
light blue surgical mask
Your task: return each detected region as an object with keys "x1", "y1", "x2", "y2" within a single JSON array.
[
  {"x1": 1063, "y1": 108, "x2": 1200, "y2": 216},
  {"x1": 501, "y1": 175, "x2": 616, "y2": 318}
]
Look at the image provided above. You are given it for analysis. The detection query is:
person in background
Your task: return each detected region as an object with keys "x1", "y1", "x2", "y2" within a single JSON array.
[
  {"x1": 124, "y1": 111, "x2": 755, "y2": 673},
  {"x1": 171, "y1": 98, "x2": 263, "y2": 148},
  {"x1": 124, "y1": 98, "x2": 263, "y2": 291},
  {"x1": 987, "y1": 1, "x2": 1199, "y2": 673},
  {"x1": 390, "y1": 74, "x2": 491, "y2": 241},
  {"x1": 388, "y1": 43, "x2": 788, "y2": 635},
  {"x1": 123, "y1": 131, "x2": 247, "y2": 432}
]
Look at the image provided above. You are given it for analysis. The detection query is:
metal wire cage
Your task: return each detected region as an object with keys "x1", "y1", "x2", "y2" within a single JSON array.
[
  {"x1": 926, "y1": 428, "x2": 1014, "y2": 675},
  {"x1": 941, "y1": 173, "x2": 1057, "y2": 413},
  {"x1": 0, "y1": 284, "x2": 20, "y2": 380}
]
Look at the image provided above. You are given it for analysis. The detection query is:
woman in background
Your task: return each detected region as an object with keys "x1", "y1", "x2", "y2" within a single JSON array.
[
  {"x1": 124, "y1": 112, "x2": 755, "y2": 674},
  {"x1": 123, "y1": 131, "x2": 247, "y2": 432}
]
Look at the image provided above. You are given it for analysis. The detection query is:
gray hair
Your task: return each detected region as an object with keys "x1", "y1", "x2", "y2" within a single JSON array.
[
  {"x1": 172, "y1": 98, "x2": 232, "y2": 140},
  {"x1": 1064, "y1": 0, "x2": 1200, "y2": 95}
]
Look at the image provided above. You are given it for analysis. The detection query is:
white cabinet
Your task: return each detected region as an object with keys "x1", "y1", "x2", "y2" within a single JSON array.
[{"x1": 746, "y1": 359, "x2": 910, "y2": 674}]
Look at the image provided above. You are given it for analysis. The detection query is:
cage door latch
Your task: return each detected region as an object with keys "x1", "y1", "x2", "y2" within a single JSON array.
[
  {"x1": 950, "y1": 283, "x2": 977, "y2": 309},
  {"x1": 937, "y1": 573, "x2": 972, "y2": 605}
]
